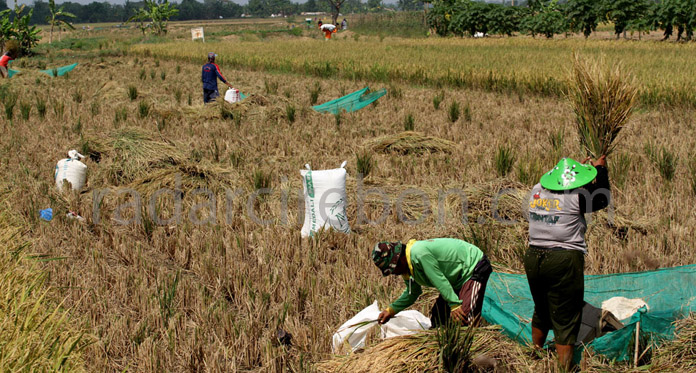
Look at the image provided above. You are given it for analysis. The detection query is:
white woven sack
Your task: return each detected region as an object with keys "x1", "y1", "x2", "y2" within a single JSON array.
[
  {"x1": 224, "y1": 88, "x2": 240, "y2": 103},
  {"x1": 300, "y1": 161, "x2": 350, "y2": 238},
  {"x1": 601, "y1": 297, "x2": 649, "y2": 320},
  {"x1": 55, "y1": 150, "x2": 87, "y2": 191},
  {"x1": 331, "y1": 300, "x2": 431, "y2": 353}
]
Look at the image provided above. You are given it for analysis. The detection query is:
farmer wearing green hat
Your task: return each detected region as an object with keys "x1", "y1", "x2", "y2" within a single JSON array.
[
  {"x1": 373, "y1": 238, "x2": 492, "y2": 327},
  {"x1": 525, "y1": 155, "x2": 609, "y2": 370}
]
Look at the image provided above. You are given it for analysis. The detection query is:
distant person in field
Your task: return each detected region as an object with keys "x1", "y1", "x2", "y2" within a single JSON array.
[
  {"x1": 341, "y1": 18, "x2": 348, "y2": 30},
  {"x1": 201, "y1": 52, "x2": 232, "y2": 104},
  {"x1": 0, "y1": 49, "x2": 16, "y2": 79},
  {"x1": 525, "y1": 155, "x2": 610, "y2": 370},
  {"x1": 317, "y1": 21, "x2": 336, "y2": 40},
  {"x1": 373, "y1": 238, "x2": 492, "y2": 328}
]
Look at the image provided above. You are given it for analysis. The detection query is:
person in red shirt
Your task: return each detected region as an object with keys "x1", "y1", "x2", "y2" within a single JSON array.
[{"x1": 0, "y1": 50, "x2": 16, "y2": 79}]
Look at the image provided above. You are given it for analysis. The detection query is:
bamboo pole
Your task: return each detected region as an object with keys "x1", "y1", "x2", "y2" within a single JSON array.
[{"x1": 634, "y1": 321, "x2": 641, "y2": 368}]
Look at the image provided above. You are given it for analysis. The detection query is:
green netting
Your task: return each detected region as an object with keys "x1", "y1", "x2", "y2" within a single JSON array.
[
  {"x1": 8, "y1": 69, "x2": 19, "y2": 78},
  {"x1": 40, "y1": 63, "x2": 78, "y2": 77},
  {"x1": 312, "y1": 87, "x2": 387, "y2": 114},
  {"x1": 483, "y1": 265, "x2": 696, "y2": 362}
]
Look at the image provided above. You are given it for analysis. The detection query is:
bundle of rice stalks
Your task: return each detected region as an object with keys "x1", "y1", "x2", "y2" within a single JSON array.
[
  {"x1": 231, "y1": 93, "x2": 287, "y2": 122},
  {"x1": 365, "y1": 132, "x2": 455, "y2": 155},
  {"x1": 81, "y1": 127, "x2": 188, "y2": 186},
  {"x1": 154, "y1": 107, "x2": 182, "y2": 122},
  {"x1": 95, "y1": 80, "x2": 126, "y2": 101},
  {"x1": 182, "y1": 104, "x2": 226, "y2": 121},
  {"x1": 316, "y1": 325, "x2": 522, "y2": 373},
  {"x1": 463, "y1": 179, "x2": 528, "y2": 222},
  {"x1": 182, "y1": 94, "x2": 279, "y2": 121},
  {"x1": 128, "y1": 161, "x2": 235, "y2": 195},
  {"x1": 570, "y1": 54, "x2": 638, "y2": 158}
]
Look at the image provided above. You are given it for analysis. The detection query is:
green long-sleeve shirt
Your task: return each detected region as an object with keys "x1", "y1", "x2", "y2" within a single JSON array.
[{"x1": 388, "y1": 238, "x2": 484, "y2": 313}]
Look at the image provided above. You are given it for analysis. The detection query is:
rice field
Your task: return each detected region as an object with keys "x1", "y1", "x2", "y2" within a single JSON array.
[
  {"x1": 2, "y1": 23, "x2": 696, "y2": 371},
  {"x1": 133, "y1": 35, "x2": 696, "y2": 108}
]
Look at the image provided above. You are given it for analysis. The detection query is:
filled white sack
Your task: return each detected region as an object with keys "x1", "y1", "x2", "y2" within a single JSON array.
[
  {"x1": 55, "y1": 149, "x2": 87, "y2": 191},
  {"x1": 332, "y1": 300, "x2": 431, "y2": 353},
  {"x1": 300, "y1": 162, "x2": 350, "y2": 238}
]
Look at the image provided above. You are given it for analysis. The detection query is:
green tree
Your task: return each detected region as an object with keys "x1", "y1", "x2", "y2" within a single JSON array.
[
  {"x1": 367, "y1": 0, "x2": 382, "y2": 11},
  {"x1": 657, "y1": 0, "x2": 679, "y2": 39},
  {"x1": 1, "y1": 2, "x2": 40, "y2": 55},
  {"x1": 177, "y1": 0, "x2": 203, "y2": 19},
  {"x1": 426, "y1": 0, "x2": 455, "y2": 36},
  {"x1": 325, "y1": 0, "x2": 347, "y2": 24},
  {"x1": 565, "y1": 0, "x2": 600, "y2": 38},
  {"x1": 626, "y1": 0, "x2": 658, "y2": 39},
  {"x1": 601, "y1": 0, "x2": 651, "y2": 39},
  {"x1": 488, "y1": 4, "x2": 522, "y2": 36},
  {"x1": 397, "y1": 0, "x2": 424, "y2": 11},
  {"x1": 128, "y1": 0, "x2": 179, "y2": 36},
  {"x1": 304, "y1": 0, "x2": 319, "y2": 12},
  {"x1": 0, "y1": 9, "x2": 12, "y2": 51},
  {"x1": 520, "y1": 0, "x2": 566, "y2": 38},
  {"x1": 449, "y1": 0, "x2": 494, "y2": 36},
  {"x1": 46, "y1": 0, "x2": 75, "y2": 44},
  {"x1": 673, "y1": 0, "x2": 696, "y2": 41}
]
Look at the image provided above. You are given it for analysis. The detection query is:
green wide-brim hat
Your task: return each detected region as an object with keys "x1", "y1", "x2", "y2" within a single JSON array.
[{"x1": 540, "y1": 158, "x2": 597, "y2": 191}]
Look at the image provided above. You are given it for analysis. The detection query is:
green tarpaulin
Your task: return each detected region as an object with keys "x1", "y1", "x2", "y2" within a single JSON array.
[
  {"x1": 312, "y1": 87, "x2": 387, "y2": 114},
  {"x1": 483, "y1": 265, "x2": 696, "y2": 362},
  {"x1": 40, "y1": 63, "x2": 78, "y2": 77},
  {"x1": 8, "y1": 69, "x2": 19, "y2": 78}
]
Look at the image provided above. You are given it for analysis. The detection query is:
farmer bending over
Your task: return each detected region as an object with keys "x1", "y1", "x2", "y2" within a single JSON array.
[
  {"x1": 318, "y1": 21, "x2": 336, "y2": 40},
  {"x1": 373, "y1": 238, "x2": 492, "y2": 327},
  {"x1": 0, "y1": 48, "x2": 16, "y2": 79},
  {"x1": 525, "y1": 156, "x2": 609, "y2": 370},
  {"x1": 202, "y1": 52, "x2": 232, "y2": 104}
]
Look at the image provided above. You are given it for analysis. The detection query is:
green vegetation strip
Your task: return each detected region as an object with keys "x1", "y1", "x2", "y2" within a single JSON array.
[
  {"x1": 208, "y1": 28, "x2": 303, "y2": 37},
  {"x1": 133, "y1": 38, "x2": 696, "y2": 108}
]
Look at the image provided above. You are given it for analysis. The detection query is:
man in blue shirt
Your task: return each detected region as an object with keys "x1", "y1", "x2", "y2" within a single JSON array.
[{"x1": 202, "y1": 52, "x2": 233, "y2": 104}]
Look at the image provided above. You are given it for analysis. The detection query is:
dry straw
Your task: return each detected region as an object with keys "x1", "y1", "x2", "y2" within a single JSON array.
[
  {"x1": 82, "y1": 127, "x2": 234, "y2": 193},
  {"x1": 649, "y1": 314, "x2": 696, "y2": 371},
  {"x1": 0, "y1": 182, "x2": 88, "y2": 371},
  {"x1": 364, "y1": 131, "x2": 455, "y2": 155},
  {"x1": 82, "y1": 127, "x2": 188, "y2": 185},
  {"x1": 316, "y1": 325, "x2": 522, "y2": 372},
  {"x1": 570, "y1": 54, "x2": 638, "y2": 158}
]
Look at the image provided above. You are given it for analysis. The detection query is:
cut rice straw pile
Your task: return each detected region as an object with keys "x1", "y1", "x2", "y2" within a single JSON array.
[
  {"x1": 81, "y1": 127, "x2": 235, "y2": 193},
  {"x1": 648, "y1": 314, "x2": 696, "y2": 372},
  {"x1": 316, "y1": 325, "x2": 524, "y2": 373},
  {"x1": 181, "y1": 93, "x2": 282, "y2": 121},
  {"x1": 82, "y1": 127, "x2": 188, "y2": 185},
  {"x1": 128, "y1": 161, "x2": 235, "y2": 194},
  {"x1": 570, "y1": 54, "x2": 638, "y2": 158},
  {"x1": 364, "y1": 131, "x2": 455, "y2": 155}
]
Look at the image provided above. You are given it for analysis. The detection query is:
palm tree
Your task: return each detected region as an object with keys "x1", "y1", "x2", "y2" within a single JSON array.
[{"x1": 46, "y1": 0, "x2": 75, "y2": 44}]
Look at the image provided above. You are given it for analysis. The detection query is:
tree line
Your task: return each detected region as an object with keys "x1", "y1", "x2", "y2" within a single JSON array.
[
  {"x1": 0, "y1": 0, "x2": 413, "y2": 25},
  {"x1": 428, "y1": 0, "x2": 696, "y2": 41}
]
